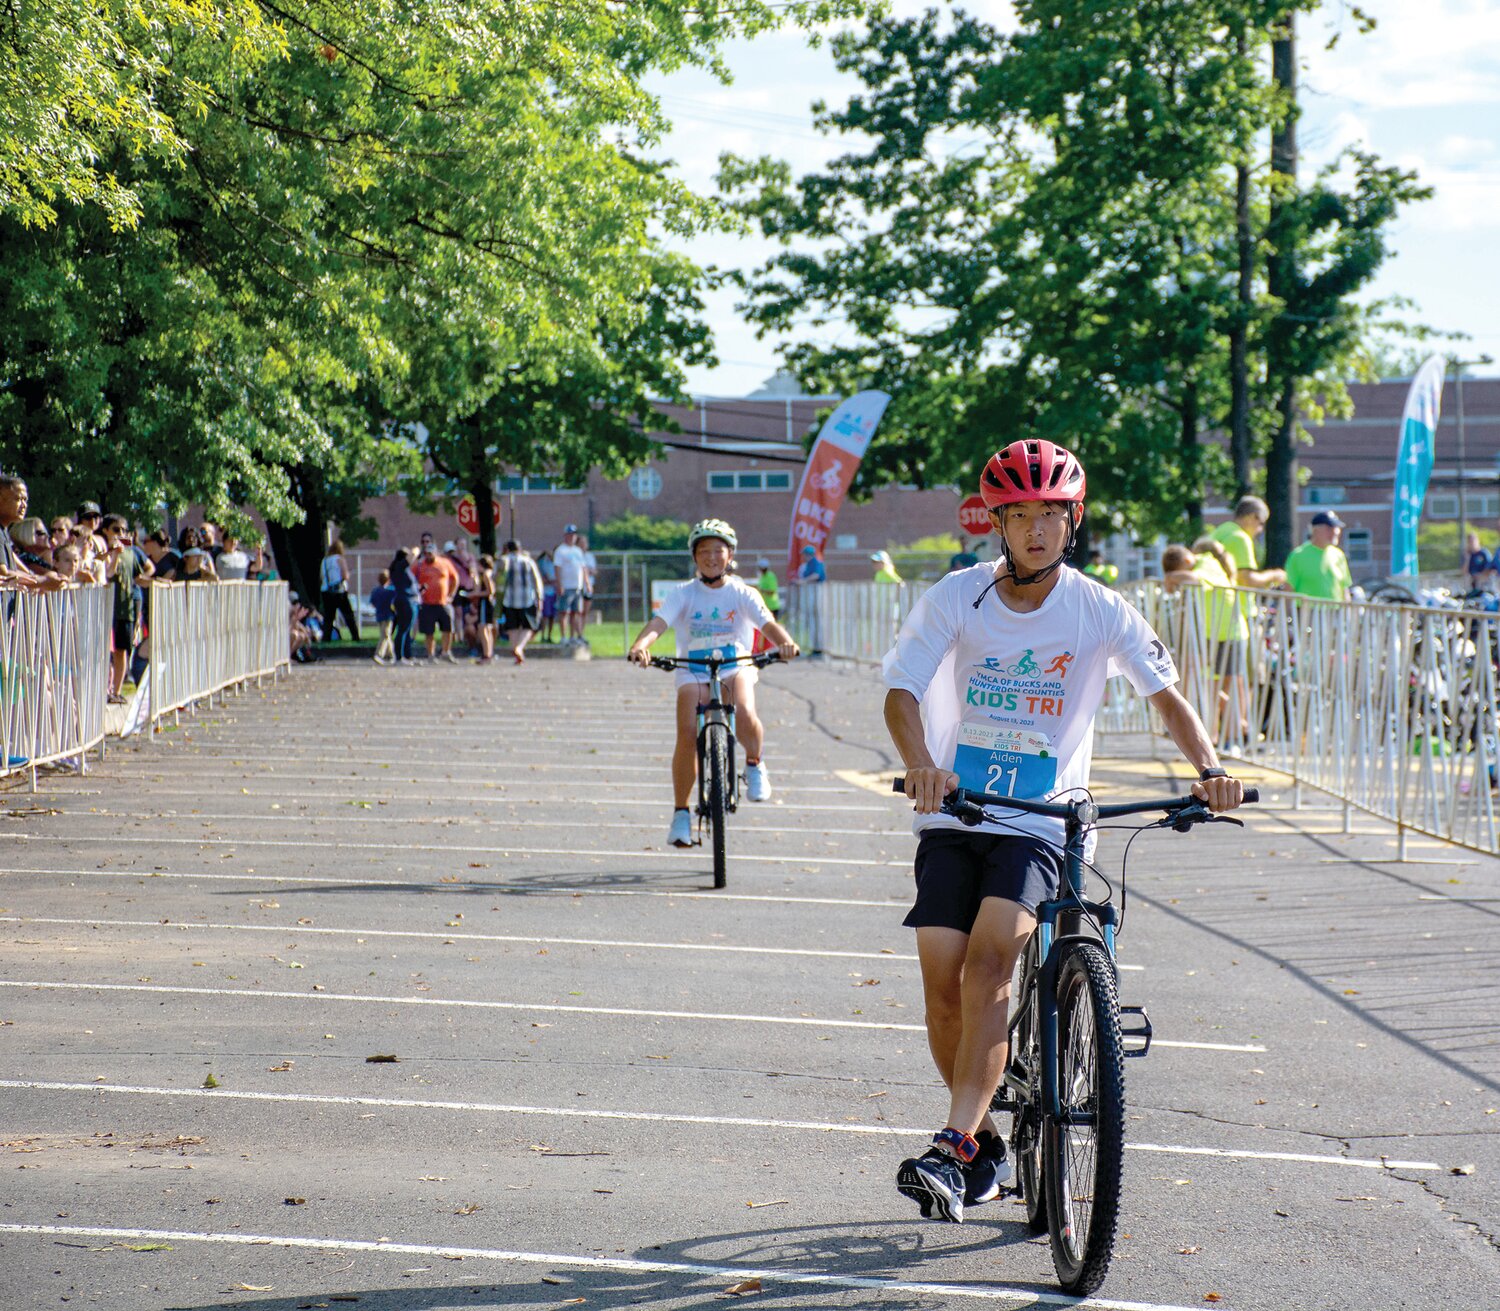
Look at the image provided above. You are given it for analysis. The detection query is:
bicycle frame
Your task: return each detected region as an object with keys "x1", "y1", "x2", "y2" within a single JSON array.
[{"x1": 694, "y1": 663, "x2": 739, "y2": 818}]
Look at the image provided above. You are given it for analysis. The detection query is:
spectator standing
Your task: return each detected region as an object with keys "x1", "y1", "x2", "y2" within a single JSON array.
[
  {"x1": 1162, "y1": 540, "x2": 1250, "y2": 746},
  {"x1": 387, "y1": 548, "x2": 420, "y2": 664},
  {"x1": 796, "y1": 543, "x2": 827, "y2": 656},
  {"x1": 319, "y1": 539, "x2": 360, "y2": 640},
  {"x1": 369, "y1": 569, "x2": 397, "y2": 664},
  {"x1": 10, "y1": 517, "x2": 54, "y2": 572},
  {"x1": 536, "y1": 550, "x2": 558, "y2": 642},
  {"x1": 870, "y1": 550, "x2": 903, "y2": 584},
  {"x1": 1209, "y1": 495, "x2": 1286, "y2": 592},
  {"x1": 499, "y1": 539, "x2": 544, "y2": 664},
  {"x1": 250, "y1": 541, "x2": 279, "y2": 581},
  {"x1": 52, "y1": 542, "x2": 81, "y2": 582},
  {"x1": 754, "y1": 556, "x2": 781, "y2": 620},
  {"x1": 1284, "y1": 511, "x2": 1353, "y2": 602},
  {"x1": 1082, "y1": 549, "x2": 1119, "y2": 586},
  {"x1": 178, "y1": 526, "x2": 219, "y2": 582},
  {"x1": 578, "y1": 533, "x2": 599, "y2": 632},
  {"x1": 101, "y1": 515, "x2": 152, "y2": 702},
  {"x1": 553, "y1": 525, "x2": 588, "y2": 647},
  {"x1": 74, "y1": 501, "x2": 102, "y2": 543},
  {"x1": 472, "y1": 553, "x2": 497, "y2": 663},
  {"x1": 947, "y1": 540, "x2": 980, "y2": 572},
  {"x1": 216, "y1": 533, "x2": 250, "y2": 580},
  {"x1": 1464, "y1": 531, "x2": 1495, "y2": 593},
  {"x1": 444, "y1": 538, "x2": 477, "y2": 647},
  {"x1": 143, "y1": 530, "x2": 181, "y2": 580},
  {"x1": 0, "y1": 477, "x2": 64, "y2": 591},
  {"x1": 414, "y1": 540, "x2": 460, "y2": 662}
]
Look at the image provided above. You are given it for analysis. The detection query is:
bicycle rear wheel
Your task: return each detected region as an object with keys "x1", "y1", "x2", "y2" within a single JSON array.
[
  {"x1": 706, "y1": 725, "x2": 729, "y2": 888},
  {"x1": 1043, "y1": 941, "x2": 1125, "y2": 1296}
]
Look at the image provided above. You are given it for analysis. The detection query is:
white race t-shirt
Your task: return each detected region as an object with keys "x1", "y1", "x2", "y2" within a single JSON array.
[
  {"x1": 554, "y1": 543, "x2": 587, "y2": 591},
  {"x1": 656, "y1": 577, "x2": 774, "y2": 687},
  {"x1": 883, "y1": 564, "x2": 1177, "y2": 851}
]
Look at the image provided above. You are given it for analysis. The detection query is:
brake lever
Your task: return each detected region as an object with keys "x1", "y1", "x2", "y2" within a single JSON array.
[{"x1": 1167, "y1": 805, "x2": 1245, "y2": 833}]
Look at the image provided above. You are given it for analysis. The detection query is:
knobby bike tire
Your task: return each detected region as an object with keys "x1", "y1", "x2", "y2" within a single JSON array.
[
  {"x1": 707, "y1": 726, "x2": 729, "y2": 889},
  {"x1": 1043, "y1": 941, "x2": 1126, "y2": 1296},
  {"x1": 1007, "y1": 939, "x2": 1047, "y2": 1233}
]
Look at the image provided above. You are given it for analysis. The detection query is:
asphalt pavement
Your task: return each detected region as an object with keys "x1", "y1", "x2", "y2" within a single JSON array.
[{"x1": 1, "y1": 653, "x2": 1496, "y2": 1310}]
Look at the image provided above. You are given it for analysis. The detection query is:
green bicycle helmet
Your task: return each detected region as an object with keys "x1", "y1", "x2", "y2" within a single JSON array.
[{"x1": 688, "y1": 518, "x2": 737, "y2": 554}]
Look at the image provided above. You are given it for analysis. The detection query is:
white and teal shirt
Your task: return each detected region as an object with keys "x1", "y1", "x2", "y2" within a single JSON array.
[
  {"x1": 883, "y1": 564, "x2": 1177, "y2": 851},
  {"x1": 657, "y1": 577, "x2": 774, "y2": 687}
]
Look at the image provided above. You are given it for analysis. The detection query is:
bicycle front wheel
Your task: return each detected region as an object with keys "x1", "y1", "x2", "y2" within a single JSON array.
[
  {"x1": 706, "y1": 725, "x2": 729, "y2": 888},
  {"x1": 1043, "y1": 941, "x2": 1125, "y2": 1296}
]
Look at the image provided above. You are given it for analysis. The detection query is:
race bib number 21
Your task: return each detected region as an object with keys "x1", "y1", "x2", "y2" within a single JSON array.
[{"x1": 952, "y1": 722, "x2": 1058, "y2": 800}]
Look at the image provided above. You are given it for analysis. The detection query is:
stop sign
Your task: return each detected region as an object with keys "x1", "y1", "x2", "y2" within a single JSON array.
[
  {"x1": 958, "y1": 494, "x2": 992, "y2": 535},
  {"x1": 456, "y1": 494, "x2": 501, "y2": 535}
]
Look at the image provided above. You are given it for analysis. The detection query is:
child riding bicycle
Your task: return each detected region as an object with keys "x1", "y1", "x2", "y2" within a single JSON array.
[
  {"x1": 883, "y1": 439, "x2": 1244, "y2": 1224},
  {"x1": 628, "y1": 519, "x2": 800, "y2": 847}
]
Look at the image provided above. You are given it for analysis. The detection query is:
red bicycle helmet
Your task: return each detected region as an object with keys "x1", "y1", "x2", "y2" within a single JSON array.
[{"x1": 979, "y1": 439, "x2": 1086, "y2": 508}]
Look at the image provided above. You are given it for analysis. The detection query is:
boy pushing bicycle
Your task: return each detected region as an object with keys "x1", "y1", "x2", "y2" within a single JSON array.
[
  {"x1": 629, "y1": 519, "x2": 799, "y2": 847},
  {"x1": 884, "y1": 440, "x2": 1244, "y2": 1223}
]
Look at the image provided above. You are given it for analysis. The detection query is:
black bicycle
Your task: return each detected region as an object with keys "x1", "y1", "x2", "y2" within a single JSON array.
[
  {"x1": 650, "y1": 651, "x2": 782, "y2": 888},
  {"x1": 892, "y1": 776, "x2": 1258, "y2": 1295}
]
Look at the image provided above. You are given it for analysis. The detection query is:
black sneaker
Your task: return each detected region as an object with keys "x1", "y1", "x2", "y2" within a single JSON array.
[
  {"x1": 896, "y1": 1148, "x2": 966, "y2": 1224},
  {"x1": 964, "y1": 1130, "x2": 1012, "y2": 1206}
]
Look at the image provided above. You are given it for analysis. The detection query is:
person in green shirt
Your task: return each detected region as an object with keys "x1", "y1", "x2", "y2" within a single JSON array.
[
  {"x1": 754, "y1": 557, "x2": 781, "y2": 619},
  {"x1": 869, "y1": 550, "x2": 903, "y2": 585},
  {"x1": 1284, "y1": 511, "x2": 1353, "y2": 601},
  {"x1": 1081, "y1": 549, "x2": 1119, "y2": 587},
  {"x1": 1209, "y1": 495, "x2": 1287, "y2": 592}
]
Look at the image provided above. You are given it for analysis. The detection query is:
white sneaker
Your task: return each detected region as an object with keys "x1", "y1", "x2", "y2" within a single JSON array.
[
  {"x1": 745, "y1": 761, "x2": 772, "y2": 802},
  {"x1": 668, "y1": 810, "x2": 694, "y2": 847}
]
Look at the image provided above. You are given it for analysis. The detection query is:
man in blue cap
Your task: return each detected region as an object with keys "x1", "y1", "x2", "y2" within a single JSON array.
[{"x1": 796, "y1": 544, "x2": 827, "y2": 655}]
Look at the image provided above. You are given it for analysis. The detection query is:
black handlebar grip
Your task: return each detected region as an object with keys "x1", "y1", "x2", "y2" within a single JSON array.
[
  {"x1": 892, "y1": 777, "x2": 907, "y2": 793},
  {"x1": 1243, "y1": 787, "x2": 1259, "y2": 804}
]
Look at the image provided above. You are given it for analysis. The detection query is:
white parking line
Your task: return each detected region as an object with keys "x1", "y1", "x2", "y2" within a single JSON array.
[
  {"x1": 1, "y1": 865, "x2": 911, "y2": 909},
  {"x1": 0, "y1": 978, "x2": 930, "y2": 1031},
  {"x1": 0, "y1": 1083, "x2": 1434, "y2": 1171},
  {"x1": 0, "y1": 915, "x2": 919, "y2": 963},
  {"x1": 6, "y1": 832, "x2": 910, "y2": 868},
  {"x1": 29, "y1": 788, "x2": 892, "y2": 815},
  {"x1": 0, "y1": 1222, "x2": 1234, "y2": 1310},
  {"x1": 0, "y1": 980, "x2": 1246, "y2": 1049},
  {"x1": 36, "y1": 812, "x2": 912, "y2": 840}
]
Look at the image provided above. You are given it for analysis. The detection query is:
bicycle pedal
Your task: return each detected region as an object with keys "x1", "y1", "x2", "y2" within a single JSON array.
[{"x1": 1119, "y1": 1004, "x2": 1153, "y2": 1057}]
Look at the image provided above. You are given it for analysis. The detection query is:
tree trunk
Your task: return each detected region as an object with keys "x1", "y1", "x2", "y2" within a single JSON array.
[
  {"x1": 1181, "y1": 378, "x2": 1203, "y2": 535},
  {"x1": 473, "y1": 479, "x2": 498, "y2": 557},
  {"x1": 271, "y1": 465, "x2": 329, "y2": 601},
  {"x1": 1229, "y1": 64, "x2": 1254, "y2": 502},
  {"x1": 1264, "y1": 14, "x2": 1298, "y2": 568}
]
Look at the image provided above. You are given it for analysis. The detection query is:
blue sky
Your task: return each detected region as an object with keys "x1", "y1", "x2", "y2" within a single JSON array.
[{"x1": 651, "y1": 0, "x2": 1500, "y2": 397}]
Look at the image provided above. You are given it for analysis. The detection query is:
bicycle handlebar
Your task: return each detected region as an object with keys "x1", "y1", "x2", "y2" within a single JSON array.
[
  {"x1": 648, "y1": 651, "x2": 783, "y2": 672},
  {"x1": 890, "y1": 776, "x2": 1258, "y2": 828}
]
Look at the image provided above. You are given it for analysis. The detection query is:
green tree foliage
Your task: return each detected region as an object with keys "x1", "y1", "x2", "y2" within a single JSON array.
[
  {"x1": 721, "y1": 2, "x2": 1424, "y2": 548},
  {"x1": 589, "y1": 511, "x2": 694, "y2": 552},
  {"x1": 0, "y1": 0, "x2": 866, "y2": 568}
]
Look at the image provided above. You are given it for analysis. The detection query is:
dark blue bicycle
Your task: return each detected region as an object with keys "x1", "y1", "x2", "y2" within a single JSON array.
[{"x1": 893, "y1": 777, "x2": 1257, "y2": 1295}]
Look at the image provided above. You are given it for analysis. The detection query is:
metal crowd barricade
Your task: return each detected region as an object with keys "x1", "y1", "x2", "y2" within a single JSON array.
[
  {"x1": 1103, "y1": 581, "x2": 1500, "y2": 857},
  {"x1": 787, "y1": 581, "x2": 914, "y2": 663},
  {"x1": 147, "y1": 581, "x2": 291, "y2": 730},
  {"x1": 0, "y1": 584, "x2": 111, "y2": 784}
]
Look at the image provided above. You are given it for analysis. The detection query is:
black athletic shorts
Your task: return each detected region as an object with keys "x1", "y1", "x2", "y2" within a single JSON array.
[{"x1": 902, "y1": 828, "x2": 1063, "y2": 930}]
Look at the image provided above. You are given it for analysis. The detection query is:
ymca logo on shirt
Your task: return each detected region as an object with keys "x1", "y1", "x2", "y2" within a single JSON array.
[{"x1": 956, "y1": 647, "x2": 1074, "y2": 798}]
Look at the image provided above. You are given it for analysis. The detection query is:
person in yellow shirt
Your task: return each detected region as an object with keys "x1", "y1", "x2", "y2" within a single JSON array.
[
  {"x1": 870, "y1": 550, "x2": 903, "y2": 585},
  {"x1": 1162, "y1": 540, "x2": 1251, "y2": 748}
]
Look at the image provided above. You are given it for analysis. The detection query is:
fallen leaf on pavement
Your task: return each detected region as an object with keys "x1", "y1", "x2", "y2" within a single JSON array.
[
  {"x1": 1451, "y1": 1164, "x2": 1476, "y2": 1175},
  {"x1": 746, "y1": 1200, "x2": 787, "y2": 1209},
  {"x1": 725, "y1": 1279, "x2": 763, "y2": 1296},
  {"x1": 284, "y1": 1196, "x2": 306, "y2": 1206},
  {"x1": 1178, "y1": 1246, "x2": 1200, "y2": 1255},
  {"x1": 231, "y1": 1285, "x2": 273, "y2": 1293},
  {"x1": 201, "y1": 1073, "x2": 220, "y2": 1089},
  {"x1": 366, "y1": 1054, "x2": 400, "y2": 1063}
]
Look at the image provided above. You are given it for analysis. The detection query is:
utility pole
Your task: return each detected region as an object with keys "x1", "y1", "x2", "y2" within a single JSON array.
[
  {"x1": 1451, "y1": 353, "x2": 1495, "y2": 571},
  {"x1": 1228, "y1": 30, "x2": 1254, "y2": 499}
]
